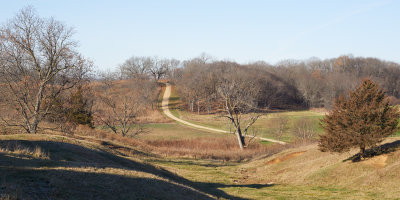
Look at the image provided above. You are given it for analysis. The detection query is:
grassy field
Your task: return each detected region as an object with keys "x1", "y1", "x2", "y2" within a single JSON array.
[
  {"x1": 168, "y1": 85, "x2": 400, "y2": 141},
  {"x1": 2, "y1": 133, "x2": 399, "y2": 199},
  {"x1": 137, "y1": 123, "x2": 228, "y2": 140},
  {"x1": 168, "y1": 85, "x2": 325, "y2": 142}
]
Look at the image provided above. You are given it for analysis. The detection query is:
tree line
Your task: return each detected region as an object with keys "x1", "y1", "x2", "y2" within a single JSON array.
[{"x1": 174, "y1": 55, "x2": 400, "y2": 114}]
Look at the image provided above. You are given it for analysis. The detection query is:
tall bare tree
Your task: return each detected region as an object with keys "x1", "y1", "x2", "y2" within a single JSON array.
[
  {"x1": 216, "y1": 63, "x2": 262, "y2": 149},
  {"x1": 0, "y1": 7, "x2": 91, "y2": 133}
]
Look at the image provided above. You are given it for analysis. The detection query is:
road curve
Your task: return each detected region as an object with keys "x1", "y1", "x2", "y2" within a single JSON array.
[{"x1": 161, "y1": 83, "x2": 287, "y2": 145}]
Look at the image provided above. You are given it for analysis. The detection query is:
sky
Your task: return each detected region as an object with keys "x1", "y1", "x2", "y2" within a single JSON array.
[{"x1": 0, "y1": 0, "x2": 399, "y2": 70}]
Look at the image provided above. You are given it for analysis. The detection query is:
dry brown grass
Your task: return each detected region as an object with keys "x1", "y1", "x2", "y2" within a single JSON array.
[
  {"x1": 0, "y1": 194, "x2": 17, "y2": 200},
  {"x1": 0, "y1": 134, "x2": 216, "y2": 200},
  {"x1": 136, "y1": 109, "x2": 172, "y2": 124},
  {"x1": 229, "y1": 137, "x2": 400, "y2": 198},
  {"x1": 144, "y1": 137, "x2": 298, "y2": 161},
  {"x1": 0, "y1": 141, "x2": 49, "y2": 159},
  {"x1": 74, "y1": 125, "x2": 149, "y2": 149},
  {"x1": 73, "y1": 125, "x2": 298, "y2": 162}
]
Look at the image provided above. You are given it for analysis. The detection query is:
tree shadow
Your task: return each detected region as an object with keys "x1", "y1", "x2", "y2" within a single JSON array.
[
  {"x1": 0, "y1": 139, "x2": 274, "y2": 199},
  {"x1": 343, "y1": 140, "x2": 400, "y2": 162}
]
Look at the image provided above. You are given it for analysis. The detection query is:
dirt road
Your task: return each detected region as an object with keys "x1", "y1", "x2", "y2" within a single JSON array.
[{"x1": 161, "y1": 83, "x2": 286, "y2": 145}]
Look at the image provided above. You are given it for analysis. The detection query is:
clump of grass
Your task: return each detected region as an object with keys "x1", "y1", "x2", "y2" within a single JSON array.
[
  {"x1": 0, "y1": 194, "x2": 18, "y2": 200},
  {"x1": 0, "y1": 141, "x2": 49, "y2": 159}
]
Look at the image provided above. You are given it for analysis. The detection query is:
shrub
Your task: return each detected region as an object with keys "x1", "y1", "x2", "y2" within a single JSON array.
[{"x1": 319, "y1": 79, "x2": 400, "y2": 159}]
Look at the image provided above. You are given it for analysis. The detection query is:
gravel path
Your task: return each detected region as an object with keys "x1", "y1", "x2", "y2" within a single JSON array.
[{"x1": 161, "y1": 83, "x2": 287, "y2": 145}]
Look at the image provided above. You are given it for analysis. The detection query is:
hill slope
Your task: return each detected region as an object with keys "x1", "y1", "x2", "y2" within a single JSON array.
[
  {"x1": 235, "y1": 137, "x2": 400, "y2": 199},
  {"x1": 1, "y1": 133, "x2": 400, "y2": 199},
  {"x1": 0, "y1": 134, "x2": 214, "y2": 200}
]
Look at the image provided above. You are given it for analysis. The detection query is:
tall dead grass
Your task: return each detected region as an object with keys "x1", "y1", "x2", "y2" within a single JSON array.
[
  {"x1": 144, "y1": 137, "x2": 300, "y2": 161},
  {"x1": 75, "y1": 125, "x2": 303, "y2": 162},
  {"x1": 0, "y1": 141, "x2": 49, "y2": 159}
]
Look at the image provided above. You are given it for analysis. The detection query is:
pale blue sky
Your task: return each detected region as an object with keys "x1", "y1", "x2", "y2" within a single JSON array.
[{"x1": 1, "y1": 0, "x2": 399, "y2": 70}]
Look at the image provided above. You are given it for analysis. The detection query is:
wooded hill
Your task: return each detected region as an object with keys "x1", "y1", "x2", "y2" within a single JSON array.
[{"x1": 173, "y1": 55, "x2": 400, "y2": 112}]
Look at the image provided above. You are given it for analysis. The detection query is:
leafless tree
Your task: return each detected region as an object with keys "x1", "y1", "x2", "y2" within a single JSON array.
[
  {"x1": 293, "y1": 118, "x2": 316, "y2": 141},
  {"x1": 95, "y1": 75, "x2": 148, "y2": 137},
  {"x1": 216, "y1": 63, "x2": 262, "y2": 149},
  {"x1": 148, "y1": 57, "x2": 180, "y2": 81},
  {"x1": 0, "y1": 7, "x2": 91, "y2": 134},
  {"x1": 119, "y1": 56, "x2": 153, "y2": 79},
  {"x1": 270, "y1": 115, "x2": 289, "y2": 140}
]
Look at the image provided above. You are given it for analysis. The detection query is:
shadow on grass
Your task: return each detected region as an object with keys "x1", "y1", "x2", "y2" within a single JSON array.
[
  {"x1": 0, "y1": 166, "x2": 212, "y2": 200},
  {"x1": 0, "y1": 140, "x2": 273, "y2": 200},
  {"x1": 343, "y1": 140, "x2": 400, "y2": 162}
]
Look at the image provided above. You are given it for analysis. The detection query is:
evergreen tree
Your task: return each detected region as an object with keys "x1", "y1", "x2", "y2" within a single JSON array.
[
  {"x1": 66, "y1": 86, "x2": 93, "y2": 127},
  {"x1": 319, "y1": 79, "x2": 400, "y2": 159}
]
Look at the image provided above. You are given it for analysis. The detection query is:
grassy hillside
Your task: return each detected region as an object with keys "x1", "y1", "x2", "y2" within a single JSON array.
[
  {"x1": 151, "y1": 137, "x2": 400, "y2": 199},
  {"x1": 1, "y1": 133, "x2": 400, "y2": 199},
  {"x1": 0, "y1": 134, "x2": 214, "y2": 200}
]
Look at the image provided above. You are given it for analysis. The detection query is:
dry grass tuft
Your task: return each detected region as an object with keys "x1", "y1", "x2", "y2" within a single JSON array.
[
  {"x1": 0, "y1": 141, "x2": 49, "y2": 159},
  {"x1": 0, "y1": 194, "x2": 18, "y2": 200}
]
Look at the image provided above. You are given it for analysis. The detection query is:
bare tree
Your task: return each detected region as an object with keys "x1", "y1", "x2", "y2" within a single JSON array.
[
  {"x1": 270, "y1": 115, "x2": 289, "y2": 140},
  {"x1": 95, "y1": 76, "x2": 147, "y2": 137},
  {"x1": 216, "y1": 63, "x2": 262, "y2": 149},
  {"x1": 148, "y1": 57, "x2": 180, "y2": 81},
  {"x1": 119, "y1": 56, "x2": 153, "y2": 79},
  {"x1": 293, "y1": 118, "x2": 316, "y2": 141},
  {"x1": 0, "y1": 7, "x2": 91, "y2": 134}
]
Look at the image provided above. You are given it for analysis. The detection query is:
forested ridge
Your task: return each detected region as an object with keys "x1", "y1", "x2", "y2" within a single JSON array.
[{"x1": 173, "y1": 55, "x2": 400, "y2": 112}]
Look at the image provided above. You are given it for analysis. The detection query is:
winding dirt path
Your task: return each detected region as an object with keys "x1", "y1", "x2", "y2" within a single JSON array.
[{"x1": 161, "y1": 83, "x2": 286, "y2": 145}]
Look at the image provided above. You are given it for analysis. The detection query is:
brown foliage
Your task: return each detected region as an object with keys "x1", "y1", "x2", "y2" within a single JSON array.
[{"x1": 319, "y1": 79, "x2": 400, "y2": 158}]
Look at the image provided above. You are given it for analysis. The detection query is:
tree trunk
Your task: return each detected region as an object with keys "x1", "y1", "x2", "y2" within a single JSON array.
[
  {"x1": 197, "y1": 101, "x2": 200, "y2": 115},
  {"x1": 29, "y1": 83, "x2": 46, "y2": 134},
  {"x1": 207, "y1": 99, "x2": 210, "y2": 115},
  {"x1": 360, "y1": 146, "x2": 366, "y2": 160},
  {"x1": 30, "y1": 122, "x2": 38, "y2": 134},
  {"x1": 235, "y1": 127, "x2": 246, "y2": 150}
]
